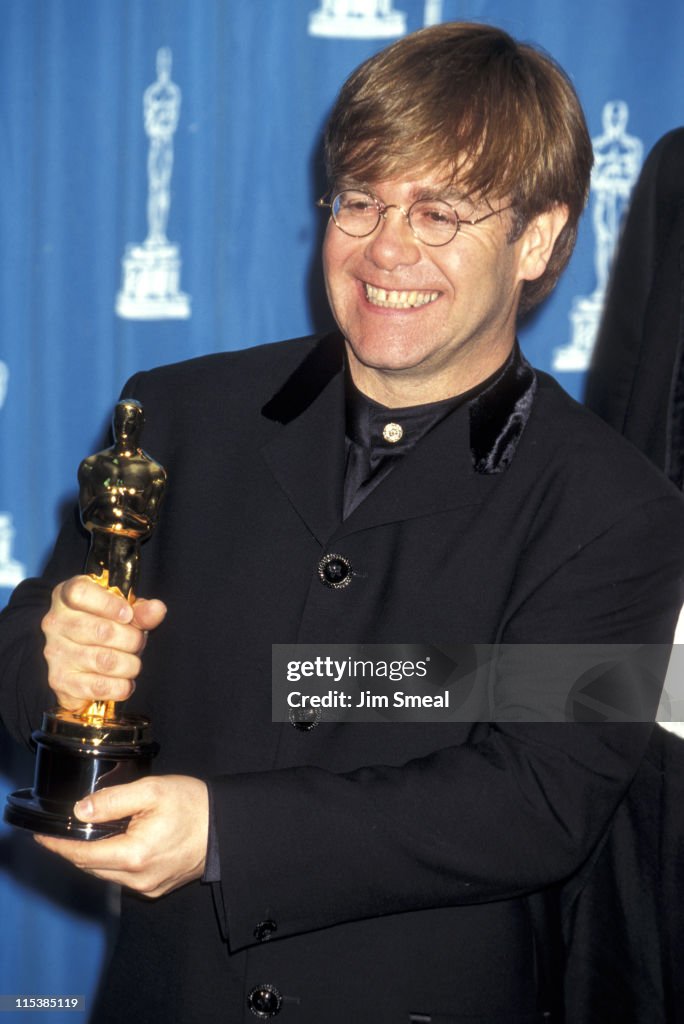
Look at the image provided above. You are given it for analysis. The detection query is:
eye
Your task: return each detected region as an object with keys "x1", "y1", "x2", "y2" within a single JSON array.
[
  {"x1": 334, "y1": 191, "x2": 377, "y2": 216},
  {"x1": 411, "y1": 200, "x2": 457, "y2": 228}
]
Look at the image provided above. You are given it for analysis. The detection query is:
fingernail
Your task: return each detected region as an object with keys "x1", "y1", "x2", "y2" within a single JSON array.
[
  {"x1": 118, "y1": 605, "x2": 133, "y2": 622},
  {"x1": 75, "y1": 798, "x2": 93, "y2": 819}
]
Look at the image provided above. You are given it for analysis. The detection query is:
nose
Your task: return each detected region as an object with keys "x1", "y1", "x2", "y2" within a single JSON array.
[{"x1": 364, "y1": 204, "x2": 421, "y2": 271}]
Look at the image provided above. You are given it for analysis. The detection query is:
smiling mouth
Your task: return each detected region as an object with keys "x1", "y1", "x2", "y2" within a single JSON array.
[{"x1": 364, "y1": 283, "x2": 440, "y2": 310}]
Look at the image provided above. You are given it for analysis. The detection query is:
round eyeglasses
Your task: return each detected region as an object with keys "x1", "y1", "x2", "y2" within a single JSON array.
[{"x1": 317, "y1": 189, "x2": 511, "y2": 247}]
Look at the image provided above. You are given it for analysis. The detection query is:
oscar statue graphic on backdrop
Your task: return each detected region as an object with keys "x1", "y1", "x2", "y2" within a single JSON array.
[
  {"x1": 0, "y1": 360, "x2": 26, "y2": 589},
  {"x1": 308, "y1": 0, "x2": 406, "y2": 38},
  {"x1": 116, "y1": 47, "x2": 191, "y2": 320},
  {"x1": 4, "y1": 400, "x2": 166, "y2": 840},
  {"x1": 0, "y1": 513, "x2": 24, "y2": 589},
  {"x1": 423, "y1": 0, "x2": 443, "y2": 25},
  {"x1": 554, "y1": 100, "x2": 642, "y2": 371}
]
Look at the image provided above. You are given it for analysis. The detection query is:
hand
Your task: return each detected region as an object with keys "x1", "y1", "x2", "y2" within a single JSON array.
[
  {"x1": 34, "y1": 776, "x2": 209, "y2": 898},
  {"x1": 41, "y1": 575, "x2": 167, "y2": 712}
]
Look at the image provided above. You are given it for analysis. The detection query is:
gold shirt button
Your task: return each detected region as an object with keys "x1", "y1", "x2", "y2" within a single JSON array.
[{"x1": 382, "y1": 422, "x2": 403, "y2": 444}]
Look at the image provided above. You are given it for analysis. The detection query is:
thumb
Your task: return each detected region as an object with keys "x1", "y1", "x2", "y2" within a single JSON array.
[
  {"x1": 131, "y1": 597, "x2": 167, "y2": 631},
  {"x1": 74, "y1": 779, "x2": 157, "y2": 823}
]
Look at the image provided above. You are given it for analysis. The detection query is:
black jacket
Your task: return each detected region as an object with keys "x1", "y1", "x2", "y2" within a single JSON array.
[{"x1": 2, "y1": 334, "x2": 684, "y2": 1023}]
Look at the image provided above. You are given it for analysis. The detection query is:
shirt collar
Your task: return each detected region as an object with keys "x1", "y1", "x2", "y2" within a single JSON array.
[{"x1": 345, "y1": 363, "x2": 503, "y2": 456}]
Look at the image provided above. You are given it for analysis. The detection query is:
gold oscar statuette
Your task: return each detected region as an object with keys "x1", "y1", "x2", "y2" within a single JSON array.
[{"x1": 4, "y1": 400, "x2": 166, "y2": 840}]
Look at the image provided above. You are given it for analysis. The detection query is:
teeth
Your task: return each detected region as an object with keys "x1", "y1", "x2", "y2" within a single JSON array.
[{"x1": 365, "y1": 283, "x2": 439, "y2": 309}]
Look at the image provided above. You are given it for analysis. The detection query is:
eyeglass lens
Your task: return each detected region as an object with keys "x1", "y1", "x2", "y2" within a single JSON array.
[{"x1": 331, "y1": 190, "x2": 459, "y2": 246}]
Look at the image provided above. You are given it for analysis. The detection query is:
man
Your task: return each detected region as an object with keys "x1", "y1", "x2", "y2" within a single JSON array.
[{"x1": 2, "y1": 23, "x2": 684, "y2": 1023}]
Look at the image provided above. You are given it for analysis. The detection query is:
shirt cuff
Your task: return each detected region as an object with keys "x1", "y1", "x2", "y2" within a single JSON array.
[{"x1": 201, "y1": 780, "x2": 221, "y2": 883}]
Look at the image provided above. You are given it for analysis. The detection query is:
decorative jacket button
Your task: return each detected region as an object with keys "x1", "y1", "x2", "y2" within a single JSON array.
[
  {"x1": 254, "y1": 919, "x2": 277, "y2": 942},
  {"x1": 289, "y1": 706, "x2": 321, "y2": 731},
  {"x1": 318, "y1": 552, "x2": 352, "y2": 589},
  {"x1": 248, "y1": 983, "x2": 282, "y2": 1018}
]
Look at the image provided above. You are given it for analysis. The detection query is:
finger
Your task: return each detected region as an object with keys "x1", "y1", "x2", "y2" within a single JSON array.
[
  {"x1": 44, "y1": 635, "x2": 141, "y2": 701},
  {"x1": 34, "y1": 831, "x2": 145, "y2": 875},
  {"x1": 50, "y1": 673, "x2": 137, "y2": 712},
  {"x1": 45, "y1": 665, "x2": 137, "y2": 710},
  {"x1": 59, "y1": 576, "x2": 134, "y2": 623},
  {"x1": 33, "y1": 833, "x2": 162, "y2": 894},
  {"x1": 34, "y1": 780, "x2": 159, "y2": 863},
  {"x1": 52, "y1": 679, "x2": 137, "y2": 712},
  {"x1": 35, "y1": 782, "x2": 162, "y2": 881},
  {"x1": 131, "y1": 598, "x2": 167, "y2": 631},
  {"x1": 55, "y1": 612, "x2": 149, "y2": 656},
  {"x1": 74, "y1": 778, "x2": 160, "y2": 824}
]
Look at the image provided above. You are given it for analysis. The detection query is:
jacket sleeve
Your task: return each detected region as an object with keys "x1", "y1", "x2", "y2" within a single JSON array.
[{"x1": 211, "y1": 491, "x2": 684, "y2": 951}]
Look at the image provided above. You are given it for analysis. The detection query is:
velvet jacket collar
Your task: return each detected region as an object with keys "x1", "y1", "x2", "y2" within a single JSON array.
[
  {"x1": 263, "y1": 331, "x2": 537, "y2": 473},
  {"x1": 260, "y1": 332, "x2": 538, "y2": 542}
]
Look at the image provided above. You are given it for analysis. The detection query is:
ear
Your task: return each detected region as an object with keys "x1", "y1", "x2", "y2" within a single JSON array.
[{"x1": 516, "y1": 205, "x2": 569, "y2": 283}]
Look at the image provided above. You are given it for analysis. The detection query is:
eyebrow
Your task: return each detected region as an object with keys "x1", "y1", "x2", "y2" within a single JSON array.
[
  {"x1": 332, "y1": 178, "x2": 369, "y2": 193},
  {"x1": 410, "y1": 185, "x2": 470, "y2": 204},
  {"x1": 335, "y1": 180, "x2": 472, "y2": 206}
]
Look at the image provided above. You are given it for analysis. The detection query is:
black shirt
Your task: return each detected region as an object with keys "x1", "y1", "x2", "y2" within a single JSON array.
[{"x1": 343, "y1": 371, "x2": 495, "y2": 519}]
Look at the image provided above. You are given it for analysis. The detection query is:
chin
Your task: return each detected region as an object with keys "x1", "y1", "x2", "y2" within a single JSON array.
[{"x1": 349, "y1": 338, "x2": 431, "y2": 374}]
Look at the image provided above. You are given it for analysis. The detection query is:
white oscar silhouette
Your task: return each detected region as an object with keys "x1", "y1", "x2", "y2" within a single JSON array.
[
  {"x1": 423, "y1": 0, "x2": 443, "y2": 25},
  {"x1": 554, "y1": 101, "x2": 642, "y2": 372},
  {"x1": 308, "y1": 0, "x2": 406, "y2": 38},
  {"x1": 116, "y1": 48, "x2": 191, "y2": 320},
  {"x1": 0, "y1": 360, "x2": 26, "y2": 588}
]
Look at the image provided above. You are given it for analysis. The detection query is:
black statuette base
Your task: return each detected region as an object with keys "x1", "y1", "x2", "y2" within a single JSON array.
[{"x1": 3, "y1": 708, "x2": 159, "y2": 841}]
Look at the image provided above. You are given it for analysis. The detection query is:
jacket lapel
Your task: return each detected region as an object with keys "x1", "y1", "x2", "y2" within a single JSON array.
[
  {"x1": 260, "y1": 335, "x2": 346, "y2": 544},
  {"x1": 260, "y1": 334, "x2": 537, "y2": 542}
]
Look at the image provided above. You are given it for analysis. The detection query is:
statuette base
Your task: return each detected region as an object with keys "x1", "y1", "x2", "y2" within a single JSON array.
[{"x1": 4, "y1": 708, "x2": 159, "y2": 841}]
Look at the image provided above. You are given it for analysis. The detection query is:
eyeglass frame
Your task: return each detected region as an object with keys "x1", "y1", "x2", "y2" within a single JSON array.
[{"x1": 316, "y1": 188, "x2": 513, "y2": 247}]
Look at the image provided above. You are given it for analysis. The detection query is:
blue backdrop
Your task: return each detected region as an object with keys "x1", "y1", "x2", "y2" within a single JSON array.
[{"x1": 2, "y1": 0, "x2": 684, "y2": 1018}]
